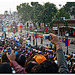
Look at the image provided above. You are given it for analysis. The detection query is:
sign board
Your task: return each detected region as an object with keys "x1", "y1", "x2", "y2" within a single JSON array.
[
  {"x1": 13, "y1": 26, "x2": 15, "y2": 28},
  {"x1": 53, "y1": 27, "x2": 58, "y2": 30}
]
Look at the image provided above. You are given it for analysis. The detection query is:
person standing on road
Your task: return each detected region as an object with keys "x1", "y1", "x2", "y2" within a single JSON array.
[{"x1": 50, "y1": 42, "x2": 53, "y2": 49}]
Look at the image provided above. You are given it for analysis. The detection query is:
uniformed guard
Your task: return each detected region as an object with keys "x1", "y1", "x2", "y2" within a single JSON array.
[
  {"x1": 41, "y1": 37, "x2": 43, "y2": 44},
  {"x1": 33, "y1": 34, "x2": 35, "y2": 45}
]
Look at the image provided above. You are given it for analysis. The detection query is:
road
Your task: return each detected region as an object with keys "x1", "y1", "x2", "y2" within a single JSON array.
[{"x1": 30, "y1": 36, "x2": 75, "y2": 54}]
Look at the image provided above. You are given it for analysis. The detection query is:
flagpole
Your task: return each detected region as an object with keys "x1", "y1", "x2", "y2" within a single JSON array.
[
  {"x1": 65, "y1": 32, "x2": 69, "y2": 55},
  {"x1": 67, "y1": 36, "x2": 68, "y2": 55},
  {"x1": 35, "y1": 27, "x2": 37, "y2": 47},
  {"x1": 36, "y1": 30, "x2": 37, "y2": 47}
]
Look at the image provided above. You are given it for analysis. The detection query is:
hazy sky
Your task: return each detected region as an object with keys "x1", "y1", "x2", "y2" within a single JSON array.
[{"x1": 0, "y1": 0, "x2": 74, "y2": 14}]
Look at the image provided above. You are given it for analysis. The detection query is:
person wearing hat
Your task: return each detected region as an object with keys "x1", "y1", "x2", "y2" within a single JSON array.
[{"x1": 33, "y1": 54, "x2": 47, "y2": 64}]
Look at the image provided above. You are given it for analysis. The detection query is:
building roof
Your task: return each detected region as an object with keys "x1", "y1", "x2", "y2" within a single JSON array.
[
  {"x1": 54, "y1": 19, "x2": 75, "y2": 24},
  {"x1": 65, "y1": 20, "x2": 75, "y2": 23}
]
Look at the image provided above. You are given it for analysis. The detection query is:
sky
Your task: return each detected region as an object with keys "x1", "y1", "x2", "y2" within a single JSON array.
[{"x1": 0, "y1": 0, "x2": 75, "y2": 14}]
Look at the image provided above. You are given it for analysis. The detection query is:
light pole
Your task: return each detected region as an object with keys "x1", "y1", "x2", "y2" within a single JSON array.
[
  {"x1": 65, "y1": 32, "x2": 69, "y2": 55},
  {"x1": 21, "y1": 25, "x2": 22, "y2": 33},
  {"x1": 27, "y1": 23, "x2": 28, "y2": 37}
]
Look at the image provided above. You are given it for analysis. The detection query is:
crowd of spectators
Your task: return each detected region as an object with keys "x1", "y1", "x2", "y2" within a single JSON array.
[{"x1": 0, "y1": 32, "x2": 74, "y2": 73}]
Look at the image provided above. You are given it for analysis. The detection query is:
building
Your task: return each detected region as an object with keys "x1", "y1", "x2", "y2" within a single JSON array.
[
  {"x1": 17, "y1": 22, "x2": 25, "y2": 33},
  {"x1": 11, "y1": 21, "x2": 18, "y2": 32},
  {"x1": 52, "y1": 18, "x2": 75, "y2": 37}
]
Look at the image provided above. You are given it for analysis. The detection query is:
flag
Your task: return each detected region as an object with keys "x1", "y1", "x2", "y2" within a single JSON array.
[
  {"x1": 65, "y1": 39, "x2": 68, "y2": 46},
  {"x1": 34, "y1": 34, "x2": 36, "y2": 38},
  {"x1": 31, "y1": 26, "x2": 32, "y2": 29},
  {"x1": 2, "y1": 27, "x2": 4, "y2": 31},
  {"x1": 65, "y1": 39, "x2": 70, "y2": 46},
  {"x1": 21, "y1": 25, "x2": 22, "y2": 28},
  {"x1": 36, "y1": 34, "x2": 38, "y2": 38},
  {"x1": 29, "y1": 26, "x2": 31, "y2": 29},
  {"x1": 68, "y1": 39, "x2": 70, "y2": 46},
  {"x1": 13, "y1": 30, "x2": 14, "y2": 34},
  {"x1": 34, "y1": 34, "x2": 39, "y2": 38},
  {"x1": 20, "y1": 25, "x2": 21, "y2": 28},
  {"x1": 20, "y1": 25, "x2": 22, "y2": 28},
  {"x1": 3, "y1": 27, "x2": 4, "y2": 31},
  {"x1": 1, "y1": 28, "x2": 3, "y2": 31},
  {"x1": 47, "y1": 28, "x2": 48, "y2": 31},
  {"x1": 73, "y1": 31, "x2": 75, "y2": 35},
  {"x1": 45, "y1": 28, "x2": 47, "y2": 32},
  {"x1": 14, "y1": 30, "x2": 16, "y2": 34}
]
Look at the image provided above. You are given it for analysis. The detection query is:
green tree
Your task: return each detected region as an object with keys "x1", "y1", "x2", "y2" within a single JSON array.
[
  {"x1": 17, "y1": 3, "x2": 32, "y2": 23},
  {"x1": 41, "y1": 2, "x2": 57, "y2": 26},
  {"x1": 31, "y1": 2, "x2": 43, "y2": 27},
  {"x1": 30, "y1": 2, "x2": 57, "y2": 27},
  {"x1": 57, "y1": 8, "x2": 70, "y2": 19},
  {"x1": 64, "y1": 2, "x2": 75, "y2": 18}
]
